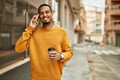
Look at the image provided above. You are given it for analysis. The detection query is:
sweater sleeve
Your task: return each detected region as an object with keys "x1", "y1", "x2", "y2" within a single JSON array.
[
  {"x1": 15, "y1": 26, "x2": 34, "y2": 53},
  {"x1": 59, "y1": 30, "x2": 73, "y2": 62}
]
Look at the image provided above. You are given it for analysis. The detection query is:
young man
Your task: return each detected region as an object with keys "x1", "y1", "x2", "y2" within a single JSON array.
[{"x1": 15, "y1": 4, "x2": 73, "y2": 80}]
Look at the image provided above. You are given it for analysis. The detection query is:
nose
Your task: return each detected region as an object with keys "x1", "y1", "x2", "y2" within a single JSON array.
[{"x1": 43, "y1": 12, "x2": 47, "y2": 17}]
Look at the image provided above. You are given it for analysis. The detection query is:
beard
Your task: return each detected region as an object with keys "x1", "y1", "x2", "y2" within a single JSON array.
[
  {"x1": 43, "y1": 21, "x2": 50, "y2": 25},
  {"x1": 42, "y1": 19, "x2": 53, "y2": 26},
  {"x1": 42, "y1": 21, "x2": 51, "y2": 27}
]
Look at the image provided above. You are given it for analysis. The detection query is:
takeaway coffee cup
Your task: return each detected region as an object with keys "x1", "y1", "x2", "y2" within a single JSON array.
[
  {"x1": 48, "y1": 47, "x2": 56, "y2": 57},
  {"x1": 48, "y1": 47, "x2": 55, "y2": 51}
]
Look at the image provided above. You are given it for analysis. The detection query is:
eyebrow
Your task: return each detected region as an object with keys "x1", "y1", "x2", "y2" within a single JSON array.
[{"x1": 39, "y1": 9, "x2": 51, "y2": 13}]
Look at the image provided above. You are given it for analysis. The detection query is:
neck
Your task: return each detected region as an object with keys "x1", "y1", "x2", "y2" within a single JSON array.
[{"x1": 43, "y1": 22, "x2": 54, "y2": 29}]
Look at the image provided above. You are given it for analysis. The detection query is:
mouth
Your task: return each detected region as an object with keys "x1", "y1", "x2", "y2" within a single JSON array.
[{"x1": 43, "y1": 17, "x2": 48, "y2": 22}]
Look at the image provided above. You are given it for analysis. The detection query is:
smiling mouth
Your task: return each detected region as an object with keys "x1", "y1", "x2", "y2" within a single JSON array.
[{"x1": 43, "y1": 18, "x2": 48, "y2": 21}]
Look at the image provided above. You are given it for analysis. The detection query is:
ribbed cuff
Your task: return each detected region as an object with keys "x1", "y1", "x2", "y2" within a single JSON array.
[{"x1": 26, "y1": 26, "x2": 35, "y2": 31}]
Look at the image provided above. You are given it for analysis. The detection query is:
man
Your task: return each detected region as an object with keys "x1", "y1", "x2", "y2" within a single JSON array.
[{"x1": 15, "y1": 4, "x2": 73, "y2": 80}]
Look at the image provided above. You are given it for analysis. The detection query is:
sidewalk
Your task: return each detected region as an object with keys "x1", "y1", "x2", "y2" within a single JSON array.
[
  {"x1": 0, "y1": 57, "x2": 30, "y2": 75},
  {"x1": 61, "y1": 46, "x2": 92, "y2": 80},
  {"x1": 105, "y1": 45, "x2": 120, "y2": 54}
]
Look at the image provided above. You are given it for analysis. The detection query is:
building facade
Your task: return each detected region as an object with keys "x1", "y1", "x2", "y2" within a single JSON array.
[
  {"x1": 85, "y1": 8, "x2": 104, "y2": 43},
  {"x1": 0, "y1": 0, "x2": 38, "y2": 68},
  {"x1": 104, "y1": 0, "x2": 120, "y2": 47},
  {"x1": 74, "y1": 2, "x2": 86, "y2": 43}
]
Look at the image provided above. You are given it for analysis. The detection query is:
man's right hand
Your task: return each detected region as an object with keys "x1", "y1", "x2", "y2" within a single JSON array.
[{"x1": 30, "y1": 14, "x2": 39, "y2": 28}]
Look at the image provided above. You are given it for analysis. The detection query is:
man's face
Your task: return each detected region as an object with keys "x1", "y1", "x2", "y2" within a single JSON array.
[{"x1": 38, "y1": 6, "x2": 53, "y2": 24}]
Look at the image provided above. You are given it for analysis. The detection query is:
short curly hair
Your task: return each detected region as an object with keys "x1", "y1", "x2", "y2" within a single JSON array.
[{"x1": 38, "y1": 4, "x2": 52, "y2": 14}]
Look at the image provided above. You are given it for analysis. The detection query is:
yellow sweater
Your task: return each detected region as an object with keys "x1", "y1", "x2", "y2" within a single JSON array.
[{"x1": 15, "y1": 26, "x2": 73, "y2": 80}]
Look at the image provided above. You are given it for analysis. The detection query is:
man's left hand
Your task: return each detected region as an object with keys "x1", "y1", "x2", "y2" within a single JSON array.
[{"x1": 48, "y1": 51, "x2": 61, "y2": 60}]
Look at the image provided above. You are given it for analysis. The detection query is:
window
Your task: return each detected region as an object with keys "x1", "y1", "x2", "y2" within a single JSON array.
[
  {"x1": 96, "y1": 24, "x2": 101, "y2": 27},
  {"x1": 5, "y1": 2, "x2": 13, "y2": 11},
  {"x1": 95, "y1": 29, "x2": 102, "y2": 33}
]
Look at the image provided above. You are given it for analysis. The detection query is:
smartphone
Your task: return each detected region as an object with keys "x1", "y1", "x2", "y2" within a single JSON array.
[{"x1": 36, "y1": 14, "x2": 41, "y2": 26}]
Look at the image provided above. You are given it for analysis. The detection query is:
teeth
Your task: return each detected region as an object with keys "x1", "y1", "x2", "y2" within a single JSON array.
[{"x1": 44, "y1": 18, "x2": 47, "y2": 21}]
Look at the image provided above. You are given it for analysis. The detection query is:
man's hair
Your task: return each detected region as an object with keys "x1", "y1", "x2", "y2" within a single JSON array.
[{"x1": 38, "y1": 4, "x2": 52, "y2": 13}]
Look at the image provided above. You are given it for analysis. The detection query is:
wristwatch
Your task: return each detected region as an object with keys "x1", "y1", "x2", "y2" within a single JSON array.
[{"x1": 60, "y1": 54, "x2": 64, "y2": 59}]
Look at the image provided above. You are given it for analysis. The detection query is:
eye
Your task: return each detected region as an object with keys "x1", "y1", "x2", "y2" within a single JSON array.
[
  {"x1": 45, "y1": 10, "x2": 50, "y2": 14},
  {"x1": 39, "y1": 12, "x2": 43, "y2": 15}
]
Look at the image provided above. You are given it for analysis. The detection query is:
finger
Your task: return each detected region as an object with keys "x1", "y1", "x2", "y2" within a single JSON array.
[
  {"x1": 32, "y1": 20, "x2": 38, "y2": 24},
  {"x1": 49, "y1": 56, "x2": 55, "y2": 60},
  {"x1": 37, "y1": 14, "x2": 39, "y2": 18},
  {"x1": 49, "y1": 54, "x2": 56, "y2": 59},
  {"x1": 31, "y1": 15, "x2": 37, "y2": 22},
  {"x1": 49, "y1": 54, "x2": 55, "y2": 57},
  {"x1": 31, "y1": 15, "x2": 36, "y2": 21},
  {"x1": 34, "y1": 14, "x2": 39, "y2": 21}
]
